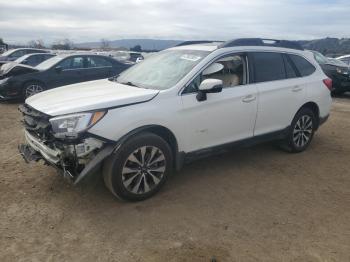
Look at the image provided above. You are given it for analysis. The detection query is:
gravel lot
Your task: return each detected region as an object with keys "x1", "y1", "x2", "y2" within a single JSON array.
[{"x1": 1, "y1": 96, "x2": 349, "y2": 262}]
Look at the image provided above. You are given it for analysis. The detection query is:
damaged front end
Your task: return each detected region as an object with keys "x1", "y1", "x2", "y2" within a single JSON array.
[{"x1": 18, "y1": 104, "x2": 114, "y2": 184}]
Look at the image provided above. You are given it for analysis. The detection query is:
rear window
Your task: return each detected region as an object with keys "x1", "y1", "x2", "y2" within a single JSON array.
[
  {"x1": 289, "y1": 54, "x2": 315, "y2": 77},
  {"x1": 252, "y1": 52, "x2": 286, "y2": 83}
]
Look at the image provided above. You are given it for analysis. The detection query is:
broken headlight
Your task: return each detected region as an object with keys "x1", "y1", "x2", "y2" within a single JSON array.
[{"x1": 49, "y1": 111, "x2": 106, "y2": 138}]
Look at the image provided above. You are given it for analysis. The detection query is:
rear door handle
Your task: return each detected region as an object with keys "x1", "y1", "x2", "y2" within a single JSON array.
[
  {"x1": 242, "y1": 94, "x2": 256, "y2": 103},
  {"x1": 292, "y1": 86, "x2": 302, "y2": 92}
]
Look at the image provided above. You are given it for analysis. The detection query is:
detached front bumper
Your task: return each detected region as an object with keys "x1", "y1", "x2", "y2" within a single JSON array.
[
  {"x1": 21, "y1": 130, "x2": 60, "y2": 164},
  {"x1": 19, "y1": 130, "x2": 115, "y2": 184}
]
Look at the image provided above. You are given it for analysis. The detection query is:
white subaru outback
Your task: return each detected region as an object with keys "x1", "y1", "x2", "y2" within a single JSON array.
[{"x1": 19, "y1": 38, "x2": 332, "y2": 201}]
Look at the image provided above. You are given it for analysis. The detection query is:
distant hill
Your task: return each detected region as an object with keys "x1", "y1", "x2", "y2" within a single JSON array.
[
  {"x1": 76, "y1": 37, "x2": 350, "y2": 56},
  {"x1": 76, "y1": 39, "x2": 182, "y2": 50},
  {"x1": 298, "y1": 37, "x2": 350, "y2": 56}
]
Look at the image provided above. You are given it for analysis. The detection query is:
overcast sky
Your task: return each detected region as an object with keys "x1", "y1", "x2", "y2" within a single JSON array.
[{"x1": 0, "y1": 0, "x2": 349, "y2": 44}]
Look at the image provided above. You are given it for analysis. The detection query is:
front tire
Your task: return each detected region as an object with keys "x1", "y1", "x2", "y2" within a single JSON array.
[
  {"x1": 23, "y1": 82, "x2": 45, "y2": 99},
  {"x1": 103, "y1": 133, "x2": 173, "y2": 201},
  {"x1": 283, "y1": 108, "x2": 316, "y2": 153}
]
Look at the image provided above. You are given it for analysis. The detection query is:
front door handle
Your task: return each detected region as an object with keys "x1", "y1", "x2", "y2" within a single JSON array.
[
  {"x1": 242, "y1": 94, "x2": 256, "y2": 103},
  {"x1": 292, "y1": 86, "x2": 303, "y2": 92}
]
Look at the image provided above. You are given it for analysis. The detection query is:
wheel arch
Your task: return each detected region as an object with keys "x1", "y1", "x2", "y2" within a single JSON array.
[
  {"x1": 297, "y1": 101, "x2": 320, "y2": 129},
  {"x1": 113, "y1": 124, "x2": 184, "y2": 171},
  {"x1": 21, "y1": 79, "x2": 47, "y2": 100}
]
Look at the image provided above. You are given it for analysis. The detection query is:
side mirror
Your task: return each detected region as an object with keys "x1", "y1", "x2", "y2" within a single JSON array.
[
  {"x1": 55, "y1": 66, "x2": 62, "y2": 73},
  {"x1": 22, "y1": 59, "x2": 28, "y2": 65},
  {"x1": 196, "y1": 79, "x2": 223, "y2": 102}
]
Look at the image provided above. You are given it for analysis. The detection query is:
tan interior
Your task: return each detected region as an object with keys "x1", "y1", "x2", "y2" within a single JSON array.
[{"x1": 204, "y1": 57, "x2": 244, "y2": 87}]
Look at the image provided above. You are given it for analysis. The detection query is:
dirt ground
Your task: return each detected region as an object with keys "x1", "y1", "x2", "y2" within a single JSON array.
[{"x1": 0, "y1": 96, "x2": 349, "y2": 262}]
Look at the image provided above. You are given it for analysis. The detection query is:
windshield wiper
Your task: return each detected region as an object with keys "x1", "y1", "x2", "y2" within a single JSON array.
[
  {"x1": 111, "y1": 78, "x2": 146, "y2": 89},
  {"x1": 121, "y1": 81, "x2": 139, "y2": 87}
]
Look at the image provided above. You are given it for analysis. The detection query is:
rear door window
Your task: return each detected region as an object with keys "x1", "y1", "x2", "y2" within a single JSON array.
[
  {"x1": 252, "y1": 52, "x2": 286, "y2": 83},
  {"x1": 289, "y1": 54, "x2": 315, "y2": 77},
  {"x1": 86, "y1": 56, "x2": 113, "y2": 68}
]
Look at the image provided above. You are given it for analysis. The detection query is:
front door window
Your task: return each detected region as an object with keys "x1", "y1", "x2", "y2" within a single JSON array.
[{"x1": 184, "y1": 55, "x2": 247, "y2": 94}]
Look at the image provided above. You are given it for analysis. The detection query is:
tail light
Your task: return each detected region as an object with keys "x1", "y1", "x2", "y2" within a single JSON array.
[{"x1": 323, "y1": 78, "x2": 332, "y2": 91}]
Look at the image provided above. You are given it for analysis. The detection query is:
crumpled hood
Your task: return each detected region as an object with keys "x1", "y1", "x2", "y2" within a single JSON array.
[
  {"x1": 0, "y1": 63, "x2": 39, "y2": 76},
  {"x1": 26, "y1": 79, "x2": 159, "y2": 116}
]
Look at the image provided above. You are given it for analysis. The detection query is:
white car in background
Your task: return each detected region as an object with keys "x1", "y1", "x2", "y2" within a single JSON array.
[
  {"x1": 336, "y1": 54, "x2": 350, "y2": 65},
  {"x1": 19, "y1": 38, "x2": 332, "y2": 201}
]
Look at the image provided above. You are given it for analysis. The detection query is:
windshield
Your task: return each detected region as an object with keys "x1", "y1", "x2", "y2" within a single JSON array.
[
  {"x1": 35, "y1": 56, "x2": 63, "y2": 70},
  {"x1": 117, "y1": 50, "x2": 210, "y2": 90},
  {"x1": 312, "y1": 51, "x2": 328, "y2": 64},
  {"x1": 14, "y1": 55, "x2": 28, "y2": 63},
  {"x1": 1, "y1": 49, "x2": 15, "y2": 56}
]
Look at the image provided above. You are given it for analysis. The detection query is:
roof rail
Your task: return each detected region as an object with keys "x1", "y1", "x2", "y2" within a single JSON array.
[
  {"x1": 175, "y1": 40, "x2": 222, "y2": 47},
  {"x1": 219, "y1": 38, "x2": 304, "y2": 50}
]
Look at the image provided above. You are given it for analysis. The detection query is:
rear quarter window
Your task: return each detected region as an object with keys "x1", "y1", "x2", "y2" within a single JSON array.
[{"x1": 289, "y1": 54, "x2": 315, "y2": 77}]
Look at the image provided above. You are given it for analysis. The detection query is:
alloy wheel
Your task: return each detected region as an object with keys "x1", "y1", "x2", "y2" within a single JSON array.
[
  {"x1": 25, "y1": 84, "x2": 44, "y2": 98},
  {"x1": 121, "y1": 146, "x2": 166, "y2": 194},
  {"x1": 293, "y1": 115, "x2": 313, "y2": 148}
]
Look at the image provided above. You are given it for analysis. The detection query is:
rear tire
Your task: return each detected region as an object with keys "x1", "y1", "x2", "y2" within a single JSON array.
[
  {"x1": 23, "y1": 81, "x2": 45, "y2": 100},
  {"x1": 282, "y1": 108, "x2": 316, "y2": 153},
  {"x1": 103, "y1": 132, "x2": 173, "y2": 201}
]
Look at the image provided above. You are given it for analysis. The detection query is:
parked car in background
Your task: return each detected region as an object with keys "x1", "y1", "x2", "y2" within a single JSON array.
[
  {"x1": 18, "y1": 38, "x2": 332, "y2": 201},
  {"x1": 1, "y1": 53, "x2": 56, "y2": 71},
  {"x1": 14, "y1": 53, "x2": 56, "y2": 67},
  {"x1": 0, "y1": 48, "x2": 49, "y2": 62},
  {"x1": 0, "y1": 54, "x2": 130, "y2": 100},
  {"x1": 311, "y1": 50, "x2": 350, "y2": 95},
  {"x1": 111, "y1": 51, "x2": 145, "y2": 64},
  {"x1": 336, "y1": 54, "x2": 350, "y2": 66},
  {"x1": 129, "y1": 52, "x2": 144, "y2": 62}
]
